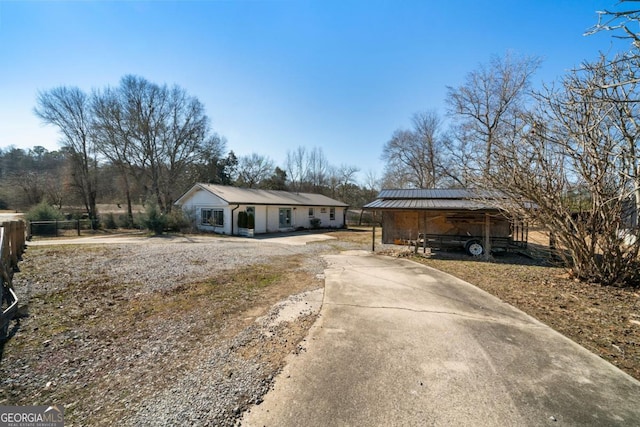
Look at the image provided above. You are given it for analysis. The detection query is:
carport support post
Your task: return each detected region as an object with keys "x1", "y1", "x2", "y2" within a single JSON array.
[
  {"x1": 483, "y1": 213, "x2": 492, "y2": 260},
  {"x1": 372, "y1": 225, "x2": 376, "y2": 252}
]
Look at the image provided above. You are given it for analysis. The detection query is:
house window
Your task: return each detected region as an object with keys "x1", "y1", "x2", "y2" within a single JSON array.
[
  {"x1": 202, "y1": 208, "x2": 224, "y2": 227},
  {"x1": 308, "y1": 207, "x2": 314, "y2": 217},
  {"x1": 213, "y1": 210, "x2": 224, "y2": 226},
  {"x1": 330, "y1": 207, "x2": 336, "y2": 221},
  {"x1": 279, "y1": 208, "x2": 292, "y2": 228},
  {"x1": 320, "y1": 207, "x2": 327, "y2": 213}
]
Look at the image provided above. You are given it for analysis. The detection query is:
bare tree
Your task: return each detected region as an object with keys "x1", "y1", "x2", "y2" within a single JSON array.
[
  {"x1": 586, "y1": 0, "x2": 640, "y2": 48},
  {"x1": 486, "y1": 54, "x2": 640, "y2": 286},
  {"x1": 446, "y1": 52, "x2": 542, "y2": 180},
  {"x1": 284, "y1": 146, "x2": 329, "y2": 192},
  {"x1": 92, "y1": 86, "x2": 137, "y2": 224},
  {"x1": 236, "y1": 153, "x2": 275, "y2": 188},
  {"x1": 285, "y1": 146, "x2": 307, "y2": 191},
  {"x1": 307, "y1": 147, "x2": 329, "y2": 191},
  {"x1": 363, "y1": 169, "x2": 380, "y2": 192},
  {"x1": 97, "y1": 75, "x2": 213, "y2": 213},
  {"x1": 327, "y1": 163, "x2": 360, "y2": 201},
  {"x1": 34, "y1": 86, "x2": 99, "y2": 221},
  {"x1": 381, "y1": 110, "x2": 445, "y2": 188}
]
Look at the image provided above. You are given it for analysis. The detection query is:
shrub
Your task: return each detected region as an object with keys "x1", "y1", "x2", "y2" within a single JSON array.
[
  {"x1": 140, "y1": 201, "x2": 167, "y2": 235},
  {"x1": 166, "y1": 208, "x2": 191, "y2": 232},
  {"x1": 26, "y1": 202, "x2": 64, "y2": 222},
  {"x1": 247, "y1": 212, "x2": 255, "y2": 229},
  {"x1": 103, "y1": 213, "x2": 118, "y2": 229},
  {"x1": 310, "y1": 218, "x2": 321, "y2": 229},
  {"x1": 238, "y1": 211, "x2": 248, "y2": 229},
  {"x1": 118, "y1": 213, "x2": 136, "y2": 229}
]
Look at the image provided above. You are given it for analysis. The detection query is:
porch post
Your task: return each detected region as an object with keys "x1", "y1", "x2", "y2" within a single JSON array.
[{"x1": 484, "y1": 212, "x2": 492, "y2": 260}]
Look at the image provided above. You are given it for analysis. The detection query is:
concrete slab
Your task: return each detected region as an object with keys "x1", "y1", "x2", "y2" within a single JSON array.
[
  {"x1": 253, "y1": 233, "x2": 336, "y2": 246},
  {"x1": 242, "y1": 251, "x2": 640, "y2": 426}
]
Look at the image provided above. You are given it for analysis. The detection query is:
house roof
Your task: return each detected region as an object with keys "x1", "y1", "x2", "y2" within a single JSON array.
[
  {"x1": 175, "y1": 183, "x2": 349, "y2": 207},
  {"x1": 363, "y1": 188, "x2": 504, "y2": 211}
]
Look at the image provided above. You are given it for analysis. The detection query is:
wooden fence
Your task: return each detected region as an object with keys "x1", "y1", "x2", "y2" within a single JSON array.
[{"x1": 0, "y1": 221, "x2": 27, "y2": 340}]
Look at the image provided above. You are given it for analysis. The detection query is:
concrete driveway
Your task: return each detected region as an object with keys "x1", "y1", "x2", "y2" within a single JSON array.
[{"x1": 242, "y1": 251, "x2": 640, "y2": 426}]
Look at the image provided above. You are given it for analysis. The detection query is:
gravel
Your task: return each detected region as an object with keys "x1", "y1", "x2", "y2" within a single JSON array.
[{"x1": 1, "y1": 234, "x2": 363, "y2": 426}]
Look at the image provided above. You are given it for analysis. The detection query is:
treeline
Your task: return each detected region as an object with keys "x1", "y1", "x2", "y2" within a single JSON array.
[
  {"x1": 0, "y1": 142, "x2": 376, "y2": 215},
  {"x1": 0, "y1": 144, "x2": 376, "y2": 213},
  {"x1": 3, "y1": 75, "x2": 376, "y2": 221}
]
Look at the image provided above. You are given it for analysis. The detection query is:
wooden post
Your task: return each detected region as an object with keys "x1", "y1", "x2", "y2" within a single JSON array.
[
  {"x1": 483, "y1": 213, "x2": 492, "y2": 260},
  {"x1": 423, "y1": 212, "x2": 427, "y2": 254},
  {"x1": 372, "y1": 225, "x2": 377, "y2": 252}
]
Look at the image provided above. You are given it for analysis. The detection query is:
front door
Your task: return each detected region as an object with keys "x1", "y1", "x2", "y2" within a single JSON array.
[{"x1": 279, "y1": 208, "x2": 292, "y2": 228}]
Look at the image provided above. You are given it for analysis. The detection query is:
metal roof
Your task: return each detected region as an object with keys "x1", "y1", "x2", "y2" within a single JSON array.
[
  {"x1": 363, "y1": 188, "x2": 503, "y2": 211},
  {"x1": 377, "y1": 188, "x2": 502, "y2": 200},
  {"x1": 364, "y1": 199, "x2": 495, "y2": 210},
  {"x1": 177, "y1": 183, "x2": 349, "y2": 207}
]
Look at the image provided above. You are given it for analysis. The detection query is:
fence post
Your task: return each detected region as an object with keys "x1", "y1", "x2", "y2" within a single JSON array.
[{"x1": 77, "y1": 219, "x2": 81, "y2": 236}]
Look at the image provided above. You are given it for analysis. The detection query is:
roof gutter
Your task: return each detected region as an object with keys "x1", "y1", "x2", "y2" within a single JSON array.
[{"x1": 231, "y1": 204, "x2": 240, "y2": 235}]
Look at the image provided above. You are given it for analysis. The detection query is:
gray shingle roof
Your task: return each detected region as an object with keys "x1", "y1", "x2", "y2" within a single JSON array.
[{"x1": 181, "y1": 184, "x2": 348, "y2": 207}]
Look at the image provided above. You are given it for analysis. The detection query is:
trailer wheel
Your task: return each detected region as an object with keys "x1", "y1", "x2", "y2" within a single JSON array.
[{"x1": 465, "y1": 240, "x2": 484, "y2": 256}]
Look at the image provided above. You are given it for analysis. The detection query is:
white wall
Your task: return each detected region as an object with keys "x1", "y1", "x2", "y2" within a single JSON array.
[{"x1": 179, "y1": 188, "x2": 232, "y2": 234}]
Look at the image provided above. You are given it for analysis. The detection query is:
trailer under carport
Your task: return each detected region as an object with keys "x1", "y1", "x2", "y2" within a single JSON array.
[{"x1": 363, "y1": 189, "x2": 528, "y2": 256}]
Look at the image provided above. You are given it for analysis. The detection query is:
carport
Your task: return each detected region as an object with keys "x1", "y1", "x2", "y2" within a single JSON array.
[{"x1": 363, "y1": 189, "x2": 528, "y2": 255}]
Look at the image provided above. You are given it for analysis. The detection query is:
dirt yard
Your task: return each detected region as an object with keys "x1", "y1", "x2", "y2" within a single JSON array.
[{"x1": 0, "y1": 236, "x2": 356, "y2": 426}]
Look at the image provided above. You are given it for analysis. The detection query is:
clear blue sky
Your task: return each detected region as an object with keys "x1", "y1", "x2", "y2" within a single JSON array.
[{"x1": 0, "y1": 0, "x2": 628, "y2": 183}]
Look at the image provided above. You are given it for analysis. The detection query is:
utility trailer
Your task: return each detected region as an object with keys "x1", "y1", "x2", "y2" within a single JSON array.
[{"x1": 419, "y1": 233, "x2": 523, "y2": 256}]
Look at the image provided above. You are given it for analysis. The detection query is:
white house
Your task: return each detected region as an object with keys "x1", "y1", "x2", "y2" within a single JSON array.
[{"x1": 174, "y1": 183, "x2": 349, "y2": 235}]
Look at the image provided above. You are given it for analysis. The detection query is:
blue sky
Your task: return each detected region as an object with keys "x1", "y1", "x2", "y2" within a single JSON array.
[{"x1": 0, "y1": 0, "x2": 629, "y2": 183}]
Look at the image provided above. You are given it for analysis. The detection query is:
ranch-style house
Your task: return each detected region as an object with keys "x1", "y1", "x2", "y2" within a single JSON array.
[{"x1": 175, "y1": 183, "x2": 349, "y2": 235}]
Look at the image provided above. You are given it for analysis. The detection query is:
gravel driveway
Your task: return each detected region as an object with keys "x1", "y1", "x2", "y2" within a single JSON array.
[{"x1": 1, "y1": 232, "x2": 364, "y2": 426}]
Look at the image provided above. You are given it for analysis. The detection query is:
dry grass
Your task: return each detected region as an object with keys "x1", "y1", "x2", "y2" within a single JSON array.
[{"x1": 0, "y1": 246, "x2": 320, "y2": 425}]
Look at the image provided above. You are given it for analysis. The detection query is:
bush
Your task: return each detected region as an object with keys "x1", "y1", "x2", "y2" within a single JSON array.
[
  {"x1": 103, "y1": 213, "x2": 118, "y2": 229},
  {"x1": 247, "y1": 212, "x2": 255, "y2": 229},
  {"x1": 26, "y1": 202, "x2": 64, "y2": 222},
  {"x1": 238, "y1": 211, "x2": 248, "y2": 229},
  {"x1": 118, "y1": 213, "x2": 136, "y2": 229},
  {"x1": 310, "y1": 218, "x2": 321, "y2": 229},
  {"x1": 166, "y1": 208, "x2": 190, "y2": 232},
  {"x1": 140, "y1": 201, "x2": 167, "y2": 235}
]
